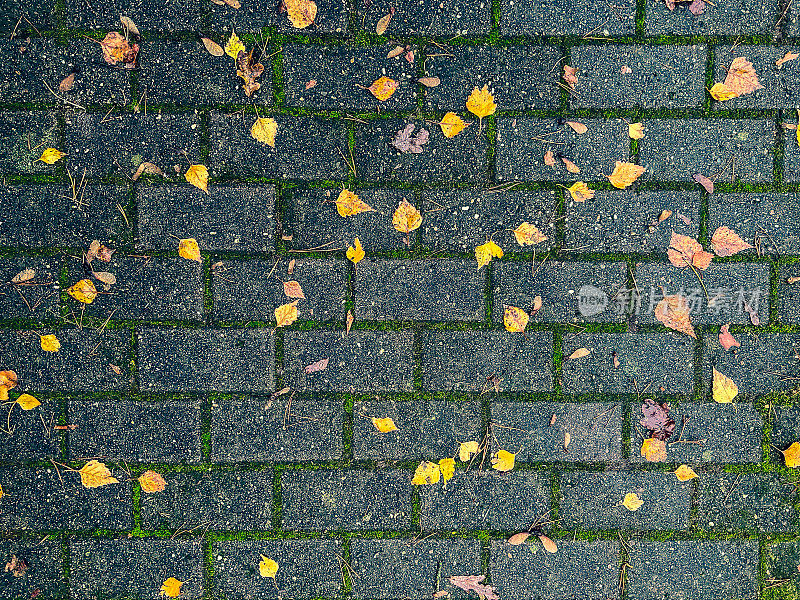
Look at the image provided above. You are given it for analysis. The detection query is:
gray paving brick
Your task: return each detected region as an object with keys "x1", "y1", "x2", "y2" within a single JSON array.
[
  {"x1": 708, "y1": 194, "x2": 800, "y2": 254},
  {"x1": 785, "y1": 132, "x2": 800, "y2": 182},
  {"x1": 765, "y1": 540, "x2": 800, "y2": 591},
  {"x1": 355, "y1": 259, "x2": 484, "y2": 321},
  {"x1": 0, "y1": 540, "x2": 65, "y2": 599},
  {"x1": 211, "y1": 396, "x2": 343, "y2": 461},
  {"x1": 70, "y1": 538, "x2": 204, "y2": 600},
  {"x1": 0, "y1": 329, "x2": 132, "y2": 391},
  {"x1": 778, "y1": 262, "x2": 800, "y2": 323},
  {"x1": 283, "y1": 330, "x2": 414, "y2": 392},
  {"x1": 496, "y1": 118, "x2": 629, "y2": 182},
  {"x1": 283, "y1": 44, "x2": 417, "y2": 111},
  {"x1": 0, "y1": 399, "x2": 62, "y2": 461},
  {"x1": 421, "y1": 330, "x2": 553, "y2": 392},
  {"x1": 491, "y1": 540, "x2": 619, "y2": 600},
  {"x1": 630, "y1": 402, "x2": 763, "y2": 463},
  {"x1": 0, "y1": 112, "x2": 60, "y2": 175},
  {"x1": 491, "y1": 402, "x2": 622, "y2": 462},
  {"x1": 0, "y1": 257, "x2": 60, "y2": 320},
  {"x1": 137, "y1": 184, "x2": 275, "y2": 253},
  {"x1": 1, "y1": 0, "x2": 56, "y2": 33},
  {"x1": 137, "y1": 328, "x2": 274, "y2": 393},
  {"x1": 500, "y1": 0, "x2": 635, "y2": 34},
  {"x1": 790, "y1": 2, "x2": 800, "y2": 35},
  {"x1": 713, "y1": 46, "x2": 800, "y2": 109},
  {"x1": 0, "y1": 467, "x2": 131, "y2": 530},
  {"x1": 627, "y1": 540, "x2": 758, "y2": 600},
  {"x1": 213, "y1": 540, "x2": 343, "y2": 599},
  {"x1": 423, "y1": 45, "x2": 561, "y2": 111},
  {"x1": 213, "y1": 258, "x2": 347, "y2": 323},
  {"x1": 560, "y1": 471, "x2": 692, "y2": 530},
  {"x1": 561, "y1": 333, "x2": 694, "y2": 396},
  {"x1": 420, "y1": 188, "x2": 558, "y2": 253},
  {"x1": 645, "y1": 0, "x2": 777, "y2": 35},
  {"x1": 493, "y1": 260, "x2": 629, "y2": 324},
  {"x1": 702, "y1": 332, "x2": 800, "y2": 398},
  {"x1": 210, "y1": 0, "x2": 349, "y2": 33},
  {"x1": 361, "y1": 0, "x2": 491, "y2": 35},
  {"x1": 210, "y1": 113, "x2": 349, "y2": 179},
  {"x1": 141, "y1": 470, "x2": 273, "y2": 531},
  {"x1": 633, "y1": 261, "x2": 770, "y2": 325},
  {"x1": 772, "y1": 406, "x2": 800, "y2": 452},
  {"x1": 350, "y1": 539, "x2": 482, "y2": 599},
  {"x1": 66, "y1": 0, "x2": 201, "y2": 30},
  {"x1": 571, "y1": 44, "x2": 707, "y2": 109},
  {"x1": 353, "y1": 118, "x2": 488, "y2": 183},
  {"x1": 419, "y1": 471, "x2": 551, "y2": 530},
  {"x1": 639, "y1": 119, "x2": 775, "y2": 182},
  {"x1": 281, "y1": 469, "x2": 410, "y2": 530},
  {"x1": 67, "y1": 399, "x2": 202, "y2": 463},
  {"x1": 353, "y1": 399, "x2": 482, "y2": 460},
  {"x1": 564, "y1": 190, "x2": 701, "y2": 254}
]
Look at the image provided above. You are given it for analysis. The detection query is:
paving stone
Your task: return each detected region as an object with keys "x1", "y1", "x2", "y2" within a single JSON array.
[
  {"x1": 355, "y1": 259, "x2": 484, "y2": 321},
  {"x1": 496, "y1": 118, "x2": 629, "y2": 182},
  {"x1": 491, "y1": 402, "x2": 622, "y2": 462},
  {"x1": 638, "y1": 119, "x2": 775, "y2": 182},
  {"x1": 493, "y1": 260, "x2": 629, "y2": 324},
  {"x1": 423, "y1": 45, "x2": 561, "y2": 111},
  {"x1": 211, "y1": 395, "x2": 343, "y2": 461},
  {"x1": 138, "y1": 39, "x2": 271, "y2": 106},
  {"x1": 571, "y1": 45, "x2": 707, "y2": 109},
  {"x1": 141, "y1": 469, "x2": 273, "y2": 530},
  {"x1": 210, "y1": 0, "x2": 349, "y2": 33},
  {"x1": 213, "y1": 258, "x2": 347, "y2": 323},
  {"x1": 633, "y1": 261, "x2": 770, "y2": 325},
  {"x1": 70, "y1": 538, "x2": 204, "y2": 600},
  {"x1": 0, "y1": 539, "x2": 65, "y2": 599},
  {"x1": 630, "y1": 401, "x2": 763, "y2": 464},
  {"x1": 500, "y1": 0, "x2": 635, "y2": 34},
  {"x1": 137, "y1": 328, "x2": 275, "y2": 393},
  {"x1": 283, "y1": 330, "x2": 414, "y2": 392},
  {"x1": 281, "y1": 187, "x2": 412, "y2": 252},
  {"x1": 0, "y1": 398, "x2": 63, "y2": 461},
  {"x1": 790, "y1": 2, "x2": 800, "y2": 35},
  {"x1": 420, "y1": 188, "x2": 558, "y2": 253},
  {"x1": 708, "y1": 194, "x2": 800, "y2": 254},
  {"x1": 352, "y1": 118, "x2": 488, "y2": 183},
  {"x1": 627, "y1": 540, "x2": 758, "y2": 600},
  {"x1": 713, "y1": 46, "x2": 800, "y2": 109},
  {"x1": 0, "y1": 329, "x2": 132, "y2": 391},
  {"x1": 66, "y1": 0, "x2": 202, "y2": 30},
  {"x1": 702, "y1": 332, "x2": 800, "y2": 398},
  {"x1": 210, "y1": 113, "x2": 349, "y2": 179},
  {"x1": 645, "y1": 0, "x2": 777, "y2": 35},
  {"x1": 765, "y1": 540, "x2": 800, "y2": 591},
  {"x1": 419, "y1": 471, "x2": 551, "y2": 530},
  {"x1": 0, "y1": 112, "x2": 60, "y2": 174},
  {"x1": 360, "y1": 0, "x2": 491, "y2": 35},
  {"x1": 772, "y1": 406, "x2": 800, "y2": 452},
  {"x1": 0, "y1": 256, "x2": 60, "y2": 320},
  {"x1": 564, "y1": 190, "x2": 701, "y2": 253},
  {"x1": 697, "y1": 473, "x2": 797, "y2": 533},
  {"x1": 778, "y1": 262, "x2": 800, "y2": 323},
  {"x1": 213, "y1": 539, "x2": 343, "y2": 599},
  {"x1": 352, "y1": 399, "x2": 482, "y2": 460},
  {"x1": 64, "y1": 113, "x2": 202, "y2": 178},
  {"x1": 137, "y1": 184, "x2": 275, "y2": 253},
  {"x1": 559, "y1": 471, "x2": 692, "y2": 530},
  {"x1": 0, "y1": 466, "x2": 132, "y2": 530},
  {"x1": 67, "y1": 399, "x2": 202, "y2": 463},
  {"x1": 0, "y1": 0, "x2": 57, "y2": 33},
  {"x1": 561, "y1": 333, "x2": 694, "y2": 396},
  {"x1": 283, "y1": 44, "x2": 417, "y2": 111},
  {"x1": 420, "y1": 330, "x2": 553, "y2": 392},
  {"x1": 491, "y1": 540, "x2": 619, "y2": 600},
  {"x1": 66, "y1": 255, "x2": 204, "y2": 322},
  {"x1": 281, "y1": 469, "x2": 410, "y2": 530},
  {"x1": 350, "y1": 539, "x2": 482, "y2": 599}
]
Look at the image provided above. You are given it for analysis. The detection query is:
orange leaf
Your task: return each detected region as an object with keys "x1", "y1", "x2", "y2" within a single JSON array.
[
  {"x1": 561, "y1": 157, "x2": 580, "y2": 174},
  {"x1": 283, "y1": 280, "x2": 305, "y2": 299},
  {"x1": 160, "y1": 577, "x2": 183, "y2": 598},
  {"x1": 723, "y1": 56, "x2": 763, "y2": 97},
  {"x1": 0, "y1": 371, "x2": 17, "y2": 402},
  {"x1": 178, "y1": 238, "x2": 202, "y2": 263},
  {"x1": 783, "y1": 442, "x2": 800, "y2": 468},
  {"x1": 710, "y1": 226, "x2": 753, "y2": 257},
  {"x1": 367, "y1": 76, "x2": 398, "y2": 101},
  {"x1": 606, "y1": 161, "x2": 645, "y2": 189},
  {"x1": 138, "y1": 470, "x2": 167, "y2": 493},
  {"x1": 275, "y1": 301, "x2": 299, "y2": 328},
  {"x1": 655, "y1": 294, "x2": 696, "y2": 339},
  {"x1": 513, "y1": 222, "x2": 547, "y2": 246},
  {"x1": 285, "y1": 0, "x2": 317, "y2": 28},
  {"x1": 667, "y1": 232, "x2": 706, "y2": 269}
]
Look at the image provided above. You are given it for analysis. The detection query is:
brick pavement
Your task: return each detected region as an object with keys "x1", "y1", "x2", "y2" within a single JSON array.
[{"x1": 0, "y1": 0, "x2": 799, "y2": 598}]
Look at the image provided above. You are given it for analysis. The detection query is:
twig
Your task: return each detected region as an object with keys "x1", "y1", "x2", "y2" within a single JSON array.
[{"x1": 42, "y1": 79, "x2": 86, "y2": 111}]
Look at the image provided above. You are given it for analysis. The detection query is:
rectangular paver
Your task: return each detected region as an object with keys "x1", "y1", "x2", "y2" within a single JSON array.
[
  {"x1": 500, "y1": 0, "x2": 635, "y2": 34},
  {"x1": 67, "y1": 0, "x2": 202, "y2": 31},
  {"x1": 0, "y1": 256, "x2": 60, "y2": 320},
  {"x1": 361, "y1": 0, "x2": 491, "y2": 35},
  {"x1": 0, "y1": 540, "x2": 65, "y2": 599},
  {"x1": 645, "y1": 0, "x2": 777, "y2": 35},
  {"x1": 707, "y1": 194, "x2": 800, "y2": 253}
]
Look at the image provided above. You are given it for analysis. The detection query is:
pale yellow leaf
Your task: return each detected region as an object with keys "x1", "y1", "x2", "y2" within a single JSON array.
[
  {"x1": 15, "y1": 394, "x2": 40, "y2": 411},
  {"x1": 628, "y1": 122, "x2": 644, "y2": 139},
  {"x1": 622, "y1": 492, "x2": 643, "y2": 511},
  {"x1": 458, "y1": 440, "x2": 479, "y2": 462},
  {"x1": 566, "y1": 121, "x2": 587, "y2": 134},
  {"x1": 178, "y1": 238, "x2": 202, "y2": 263},
  {"x1": 201, "y1": 37, "x2": 224, "y2": 57},
  {"x1": 538, "y1": 535, "x2": 558, "y2": 553},
  {"x1": 776, "y1": 51, "x2": 799, "y2": 68},
  {"x1": 568, "y1": 347, "x2": 590, "y2": 360},
  {"x1": 508, "y1": 532, "x2": 530, "y2": 545},
  {"x1": 674, "y1": 465, "x2": 698, "y2": 481},
  {"x1": 38, "y1": 148, "x2": 65, "y2": 164},
  {"x1": 712, "y1": 367, "x2": 738, "y2": 403},
  {"x1": 251, "y1": 117, "x2": 277, "y2": 147},
  {"x1": 439, "y1": 457, "x2": 455, "y2": 484},
  {"x1": 375, "y1": 11, "x2": 392, "y2": 34},
  {"x1": 372, "y1": 417, "x2": 398, "y2": 433},
  {"x1": 567, "y1": 181, "x2": 595, "y2": 203}
]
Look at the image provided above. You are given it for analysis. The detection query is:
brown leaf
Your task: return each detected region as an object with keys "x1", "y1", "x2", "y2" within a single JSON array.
[
  {"x1": 655, "y1": 294, "x2": 696, "y2": 338},
  {"x1": 375, "y1": 8, "x2": 394, "y2": 34},
  {"x1": 507, "y1": 532, "x2": 531, "y2": 545},
  {"x1": 283, "y1": 280, "x2": 305, "y2": 299},
  {"x1": 538, "y1": 535, "x2": 558, "y2": 553},
  {"x1": 788, "y1": 276, "x2": 800, "y2": 284},
  {"x1": 562, "y1": 157, "x2": 580, "y2": 174},
  {"x1": 692, "y1": 173, "x2": 714, "y2": 193},
  {"x1": 138, "y1": 470, "x2": 167, "y2": 493},
  {"x1": 562, "y1": 65, "x2": 577, "y2": 90},
  {"x1": 723, "y1": 56, "x2": 764, "y2": 97},
  {"x1": 119, "y1": 15, "x2": 139, "y2": 36},
  {"x1": 719, "y1": 323, "x2": 740, "y2": 350},
  {"x1": 688, "y1": 0, "x2": 705, "y2": 14},
  {"x1": 287, "y1": 259, "x2": 295, "y2": 275},
  {"x1": 59, "y1": 72, "x2": 75, "y2": 92},
  {"x1": 93, "y1": 271, "x2": 116, "y2": 286},
  {"x1": 5, "y1": 555, "x2": 28, "y2": 577},
  {"x1": 201, "y1": 37, "x2": 224, "y2": 57},
  {"x1": 304, "y1": 357, "x2": 329, "y2": 374},
  {"x1": 668, "y1": 232, "x2": 710, "y2": 270},
  {"x1": 387, "y1": 45, "x2": 405, "y2": 59},
  {"x1": 544, "y1": 150, "x2": 555, "y2": 166},
  {"x1": 346, "y1": 310, "x2": 354, "y2": 335},
  {"x1": 744, "y1": 301, "x2": 760, "y2": 325},
  {"x1": 777, "y1": 51, "x2": 800, "y2": 68},
  {"x1": 418, "y1": 76, "x2": 440, "y2": 87},
  {"x1": 305, "y1": 79, "x2": 317, "y2": 89},
  {"x1": 99, "y1": 32, "x2": 139, "y2": 69},
  {"x1": 658, "y1": 210, "x2": 672, "y2": 222},
  {"x1": 640, "y1": 399, "x2": 676, "y2": 441},
  {"x1": 566, "y1": 121, "x2": 587, "y2": 134},
  {"x1": 132, "y1": 161, "x2": 164, "y2": 181},
  {"x1": 710, "y1": 226, "x2": 753, "y2": 257},
  {"x1": 568, "y1": 347, "x2": 590, "y2": 360},
  {"x1": 236, "y1": 49, "x2": 264, "y2": 98},
  {"x1": 449, "y1": 575, "x2": 498, "y2": 600},
  {"x1": 11, "y1": 268, "x2": 35, "y2": 284}
]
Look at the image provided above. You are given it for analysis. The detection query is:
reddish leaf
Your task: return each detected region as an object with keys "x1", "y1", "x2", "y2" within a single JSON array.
[
  {"x1": 304, "y1": 357, "x2": 329, "y2": 374},
  {"x1": 692, "y1": 173, "x2": 714, "y2": 193},
  {"x1": 283, "y1": 280, "x2": 306, "y2": 299},
  {"x1": 640, "y1": 399, "x2": 676, "y2": 441},
  {"x1": 449, "y1": 575, "x2": 498, "y2": 600},
  {"x1": 719, "y1": 323, "x2": 740, "y2": 350}
]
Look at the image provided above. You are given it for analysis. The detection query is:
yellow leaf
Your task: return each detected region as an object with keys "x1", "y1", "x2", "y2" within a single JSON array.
[
  {"x1": 67, "y1": 279, "x2": 98, "y2": 304},
  {"x1": 40, "y1": 334, "x2": 60, "y2": 353},
  {"x1": 622, "y1": 492, "x2": 643, "y2": 512},
  {"x1": 606, "y1": 161, "x2": 645, "y2": 189},
  {"x1": 797, "y1": 109, "x2": 800, "y2": 149},
  {"x1": 178, "y1": 238, "x2": 202, "y2": 263},
  {"x1": 674, "y1": 465, "x2": 698, "y2": 481},
  {"x1": 712, "y1": 367, "x2": 738, "y2": 403},
  {"x1": 503, "y1": 305, "x2": 529, "y2": 332},
  {"x1": 458, "y1": 440, "x2": 479, "y2": 462},
  {"x1": 567, "y1": 181, "x2": 595, "y2": 203},
  {"x1": 0, "y1": 484, "x2": 4, "y2": 500},
  {"x1": 15, "y1": 394, "x2": 41, "y2": 410},
  {"x1": 782, "y1": 442, "x2": 800, "y2": 468},
  {"x1": 412, "y1": 461, "x2": 441, "y2": 485},
  {"x1": 0, "y1": 371, "x2": 17, "y2": 402},
  {"x1": 392, "y1": 199, "x2": 422, "y2": 234},
  {"x1": 439, "y1": 458, "x2": 455, "y2": 484},
  {"x1": 224, "y1": 30, "x2": 245, "y2": 59},
  {"x1": 640, "y1": 437, "x2": 667, "y2": 463},
  {"x1": 285, "y1": 0, "x2": 317, "y2": 28},
  {"x1": 491, "y1": 449, "x2": 515, "y2": 472},
  {"x1": 347, "y1": 237, "x2": 365, "y2": 264},
  {"x1": 38, "y1": 148, "x2": 65, "y2": 164},
  {"x1": 138, "y1": 470, "x2": 167, "y2": 493},
  {"x1": 78, "y1": 460, "x2": 119, "y2": 488},
  {"x1": 160, "y1": 577, "x2": 183, "y2": 598},
  {"x1": 185, "y1": 164, "x2": 209, "y2": 194},
  {"x1": 475, "y1": 240, "x2": 503, "y2": 270},
  {"x1": 275, "y1": 301, "x2": 299, "y2": 328},
  {"x1": 709, "y1": 82, "x2": 738, "y2": 101},
  {"x1": 628, "y1": 123, "x2": 644, "y2": 139},
  {"x1": 251, "y1": 117, "x2": 277, "y2": 147},
  {"x1": 568, "y1": 347, "x2": 590, "y2": 360},
  {"x1": 335, "y1": 189, "x2": 374, "y2": 217},
  {"x1": 367, "y1": 76, "x2": 398, "y2": 101},
  {"x1": 513, "y1": 222, "x2": 547, "y2": 246},
  {"x1": 372, "y1": 417, "x2": 398, "y2": 433},
  {"x1": 440, "y1": 112, "x2": 467, "y2": 138},
  {"x1": 466, "y1": 85, "x2": 496, "y2": 120},
  {"x1": 259, "y1": 555, "x2": 279, "y2": 579}
]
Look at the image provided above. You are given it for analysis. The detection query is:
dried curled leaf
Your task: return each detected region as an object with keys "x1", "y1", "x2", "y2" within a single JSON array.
[
  {"x1": 567, "y1": 181, "x2": 595, "y2": 203},
  {"x1": 392, "y1": 199, "x2": 422, "y2": 234},
  {"x1": 418, "y1": 76, "x2": 440, "y2": 87},
  {"x1": 392, "y1": 123, "x2": 429, "y2": 154},
  {"x1": 449, "y1": 575, "x2": 498, "y2": 600},
  {"x1": 459, "y1": 441, "x2": 480, "y2": 462},
  {"x1": 375, "y1": 9, "x2": 393, "y2": 34},
  {"x1": 347, "y1": 237, "x2": 365, "y2": 265},
  {"x1": 606, "y1": 161, "x2": 645, "y2": 189},
  {"x1": 285, "y1": 0, "x2": 317, "y2": 28},
  {"x1": 712, "y1": 367, "x2": 738, "y2": 403},
  {"x1": 674, "y1": 465, "x2": 698, "y2": 481},
  {"x1": 40, "y1": 334, "x2": 60, "y2": 353},
  {"x1": 160, "y1": 578, "x2": 183, "y2": 598},
  {"x1": 641, "y1": 437, "x2": 667, "y2": 462},
  {"x1": 513, "y1": 222, "x2": 547, "y2": 246},
  {"x1": 777, "y1": 51, "x2": 800, "y2": 68},
  {"x1": 304, "y1": 357, "x2": 329, "y2": 374},
  {"x1": 67, "y1": 279, "x2": 98, "y2": 304},
  {"x1": 259, "y1": 555, "x2": 278, "y2": 579},
  {"x1": 100, "y1": 32, "x2": 139, "y2": 68},
  {"x1": 275, "y1": 301, "x2": 299, "y2": 328},
  {"x1": 178, "y1": 238, "x2": 202, "y2": 263},
  {"x1": 538, "y1": 535, "x2": 558, "y2": 553},
  {"x1": 38, "y1": 148, "x2": 64, "y2": 164},
  {"x1": 283, "y1": 280, "x2": 305, "y2": 299},
  {"x1": 566, "y1": 121, "x2": 587, "y2": 134},
  {"x1": 491, "y1": 449, "x2": 515, "y2": 472},
  {"x1": 475, "y1": 240, "x2": 503, "y2": 270},
  {"x1": 251, "y1": 117, "x2": 277, "y2": 147},
  {"x1": 655, "y1": 294, "x2": 696, "y2": 339},
  {"x1": 622, "y1": 492, "x2": 643, "y2": 511},
  {"x1": 440, "y1": 112, "x2": 466, "y2": 138},
  {"x1": 568, "y1": 347, "x2": 590, "y2": 360},
  {"x1": 367, "y1": 76, "x2": 398, "y2": 101},
  {"x1": 119, "y1": 15, "x2": 139, "y2": 35},
  {"x1": 0, "y1": 371, "x2": 18, "y2": 402},
  {"x1": 11, "y1": 268, "x2": 35, "y2": 284},
  {"x1": 783, "y1": 442, "x2": 800, "y2": 468},
  {"x1": 640, "y1": 399, "x2": 675, "y2": 441},
  {"x1": 237, "y1": 49, "x2": 264, "y2": 97},
  {"x1": 15, "y1": 394, "x2": 40, "y2": 411},
  {"x1": 710, "y1": 226, "x2": 752, "y2": 257},
  {"x1": 133, "y1": 161, "x2": 164, "y2": 181},
  {"x1": 185, "y1": 164, "x2": 209, "y2": 194},
  {"x1": 224, "y1": 30, "x2": 245, "y2": 59},
  {"x1": 561, "y1": 157, "x2": 580, "y2": 174},
  {"x1": 372, "y1": 417, "x2": 398, "y2": 433},
  {"x1": 693, "y1": 173, "x2": 714, "y2": 193},
  {"x1": 138, "y1": 470, "x2": 167, "y2": 493},
  {"x1": 466, "y1": 84, "x2": 496, "y2": 120},
  {"x1": 503, "y1": 305, "x2": 529, "y2": 333},
  {"x1": 412, "y1": 461, "x2": 441, "y2": 484},
  {"x1": 562, "y1": 65, "x2": 577, "y2": 90},
  {"x1": 78, "y1": 460, "x2": 119, "y2": 488}
]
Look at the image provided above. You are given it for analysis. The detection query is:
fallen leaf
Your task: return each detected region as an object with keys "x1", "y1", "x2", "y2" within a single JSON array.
[
  {"x1": 259, "y1": 556, "x2": 278, "y2": 579},
  {"x1": 440, "y1": 112, "x2": 467, "y2": 138},
  {"x1": 562, "y1": 157, "x2": 580, "y2": 174},
  {"x1": 372, "y1": 417, "x2": 398, "y2": 433},
  {"x1": 275, "y1": 301, "x2": 299, "y2": 327},
  {"x1": 119, "y1": 15, "x2": 139, "y2": 35},
  {"x1": 367, "y1": 76, "x2": 398, "y2": 101},
  {"x1": 39, "y1": 334, "x2": 60, "y2": 352},
  {"x1": 178, "y1": 238, "x2": 202, "y2": 263},
  {"x1": 674, "y1": 465, "x2": 698, "y2": 481},
  {"x1": 508, "y1": 532, "x2": 530, "y2": 545},
  {"x1": 567, "y1": 181, "x2": 595, "y2": 202},
  {"x1": 641, "y1": 437, "x2": 667, "y2": 462},
  {"x1": 491, "y1": 449, "x2": 515, "y2": 472},
  {"x1": 285, "y1": 0, "x2": 317, "y2": 28},
  {"x1": 566, "y1": 121, "x2": 587, "y2": 134},
  {"x1": 606, "y1": 161, "x2": 645, "y2": 189},
  {"x1": 777, "y1": 51, "x2": 800, "y2": 68},
  {"x1": 449, "y1": 575, "x2": 498, "y2": 600},
  {"x1": 11, "y1": 268, "x2": 35, "y2": 284},
  {"x1": 412, "y1": 461, "x2": 441, "y2": 484},
  {"x1": 503, "y1": 305, "x2": 529, "y2": 333},
  {"x1": 621, "y1": 65, "x2": 632, "y2": 74},
  {"x1": 37, "y1": 148, "x2": 64, "y2": 164},
  {"x1": 16, "y1": 394, "x2": 40, "y2": 410},
  {"x1": 335, "y1": 189, "x2": 374, "y2": 217},
  {"x1": 387, "y1": 45, "x2": 404, "y2": 58},
  {"x1": 439, "y1": 458, "x2": 455, "y2": 484},
  {"x1": 668, "y1": 232, "x2": 711, "y2": 270},
  {"x1": 304, "y1": 357, "x2": 329, "y2": 374},
  {"x1": 710, "y1": 226, "x2": 753, "y2": 256},
  {"x1": 78, "y1": 460, "x2": 119, "y2": 488},
  {"x1": 375, "y1": 9, "x2": 393, "y2": 34},
  {"x1": 67, "y1": 279, "x2": 98, "y2": 304},
  {"x1": 466, "y1": 84, "x2": 496, "y2": 125},
  {"x1": 59, "y1": 73, "x2": 75, "y2": 92},
  {"x1": 544, "y1": 150, "x2": 555, "y2": 166},
  {"x1": 538, "y1": 535, "x2": 558, "y2": 553},
  {"x1": 236, "y1": 49, "x2": 264, "y2": 97},
  {"x1": 392, "y1": 123, "x2": 429, "y2": 154},
  {"x1": 692, "y1": 173, "x2": 714, "y2": 193},
  {"x1": 305, "y1": 79, "x2": 317, "y2": 89},
  {"x1": 283, "y1": 280, "x2": 305, "y2": 299},
  {"x1": 744, "y1": 301, "x2": 760, "y2": 326},
  {"x1": 782, "y1": 442, "x2": 800, "y2": 467},
  {"x1": 132, "y1": 162, "x2": 164, "y2": 181},
  {"x1": 788, "y1": 276, "x2": 800, "y2": 284},
  {"x1": 405, "y1": 49, "x2": 414, "y2": 63},
  {"x1": 185, "y1": 164, "x2": 209, "y2": 194},
  {"x1": 93, "y1": 271, "x2": 116, "y2": 286},
  {"x1": 346, "y1": 310, "x2": 354, "y2": 334},
  {"x1": 347, "y1": 237, "x2": 365, "y2": 264},
  {"x1": 628, "y1": 122, "x2": 644, "y2": 139},
  {"x1": 138, "y1": 470, "x2": 167, "y2": 493},
  {"x1": 4, "y1": 555, "x2": 27, "y2": 577},
  {"x1": 201, "y1": 37, "x2": 224, "y2": 56},
  {"x1": 724, "y1": 56, "x2": 763, "y2": 97},
  {"x1": 640, "y1": 399, "x2": 675, "y2": 441},
  {"x1": 0, "y1": 371, "x2": 18, "y2": 401},
  {"x1": 459, "y1": 441, "x2": 480, "y2": 462},
  {"x1": 712, "y1": 367, "x2": 738, "y2": 403},
  {"x1": 718, "y1": 323, "x2": 740, "y2": 350},
  {"x1": 513, "y1": 222, "x2": 547, "y2": 246},
  {"x1": 532, "y1": 295, "x2": 543, "y2": 314},
  {"x1": 688, "y1": 0, "x2": 705, "y2": 14},
  {"x1": 251, "y1": 117, "x2": 277, "y2": 147},
  {"x1": 160, "y1": 578, "x2": 183, "y2": 598},
  {"x1": 418, "y1": 76, "x2": 440, "y2": 87},
  {"x1": 655, "y1": 294, "x2": 696, "y2": 338},
  {"x1": 99, "y1": 32, "x2": 138, "y2": 68},
  {"x1": 224, "y1": 30, "x2": 245, "y2": 60},
  {"x1": 568, "y1": 347, "x2": 590, "y2": 359},
  {"x1": 622, "y1": 492, "x2": 643, "y2": 511},
  {"x1": 563, "y1": 431, "x2": 571, "y2": 451},
  {"x1": 658, "y1": 210, "x2": 672, "y2": 222},
  {"x1": 392, "y1": 199, "x2": 422, "y2": 234},
  {"x1": 475, "y1": 240, "x2": 503, "y2": 270},
  {"x1": 562, "y1": 65, "x2": 577, "y2": 90},
  {"x1": 709, "y1": 82, "x2": 738, "y2": 101}
]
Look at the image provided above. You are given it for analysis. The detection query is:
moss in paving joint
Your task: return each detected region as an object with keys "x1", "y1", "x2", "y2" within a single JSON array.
[
  {"x1": 200, "y1": 395, "x2": 213, "y2": 463},
  {"x1": 552, "y1": 328, "x2": 563, "y2": 400},
  {"x1": 621, "y1": 400, "x2": 632, "y2": 460}
]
